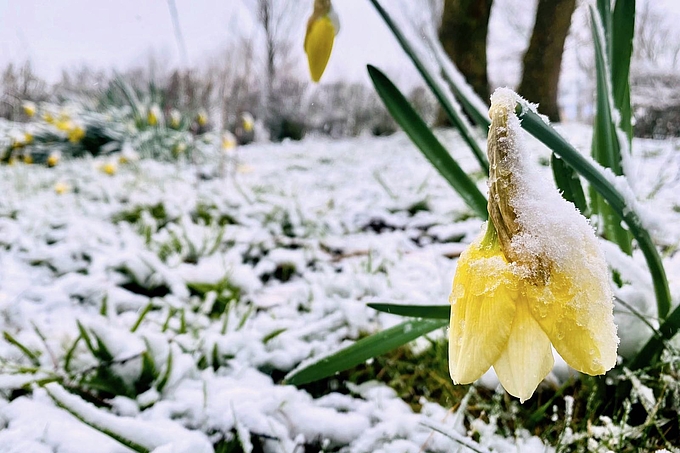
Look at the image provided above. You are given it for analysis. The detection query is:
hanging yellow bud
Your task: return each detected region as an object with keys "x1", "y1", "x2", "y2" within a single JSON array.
[{"x1": 304, "y1": 0, "x2": 339, "y2": 82}]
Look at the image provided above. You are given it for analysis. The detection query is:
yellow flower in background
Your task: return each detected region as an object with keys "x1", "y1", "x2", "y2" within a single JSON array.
[
  {"x1": 22, "y1": 101, "x2": 36, "y2": 117},
  {"x1": 67, "y1": 125, "x2": 86, "y2": 143},
  {"x1": 55, "y1": 119, "x2": 72, "y2": 132},
  {"x1": 241, "y1": 112, "x2": 254, "y2": 133},
  {"x1": 221, "y1": 131, "x2": 237, "y2": 151},
  {"x1": 448, "y1": 88, "x2": 618, "y2": 403},
  {"x1": 169, "y1": 109, "x2": 181, "y2": 129},
  {"x1": 54, "y1": 182, "x2": 70, "y2": 195},
  {"x1": 197, "y1": 111, "x2": 208, "y2": 127},
  {"x1": 43, "y1": 112, "x2": 55, "y2": 124},
  {"x1": 11, "y1": 132, "x2": 32, "y2": 149},
  {"x1": 173, "y1": 142, "x2": 187, "y2": 156},
  {"x1": 47, "y1": 152, "x2": 61, "y2": 167},
  {"x1": 23, "y1": 154, "x2": 33, "y2": 164},
  {"x1": 148, "y1": 104, "x2": 161, "y2": 126},
  {"x1": 101, "y1": 162, "x2": 117, "y2": 176},
  {"x1": 304, "y1": 0, "x2": 339, "y2": 83}
]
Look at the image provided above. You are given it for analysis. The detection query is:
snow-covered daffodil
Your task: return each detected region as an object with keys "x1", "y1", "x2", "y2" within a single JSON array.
[
  {"x1": 304, "y1": 0, "x2": 339, "y2": 82},
  {"x1": 449, "y1": 88, "x2": 618, "y2": 403}
]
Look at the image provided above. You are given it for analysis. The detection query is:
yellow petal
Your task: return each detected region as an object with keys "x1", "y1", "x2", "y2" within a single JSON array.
[
  {"x1": 493, "y1": 297, "x2": 554, "y2": 403},
  {"x1": 304, "y1": 15, "x2": 335, "y2": 82},
  {"x1": 449, "y1": 233, "x2": 518, "y2": 384},
  {"x1": 526, "y1": 263, "x2": 618, "y2": 376}
]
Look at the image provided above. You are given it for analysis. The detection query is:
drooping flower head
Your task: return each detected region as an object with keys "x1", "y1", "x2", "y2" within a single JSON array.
[
  {"x1": 304, "y1": 0, "x2": 339, "y2": 83},
  {"x1": 449, "y1": 88, "x2": 619, "y2": 402}
]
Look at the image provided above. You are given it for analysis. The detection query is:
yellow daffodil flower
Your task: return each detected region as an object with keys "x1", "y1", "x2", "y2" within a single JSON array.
[
  {"x1": 169, "y1": 109, "x2": 181, "y2": 129},
  {"x1": 197, "y1": 111, "x2": 208, "y2": 127},
  {"x1": 242, "y1": 113, "x2": 254, "y2": 133},
  {"x1": 54, "y1": 182, "x2": 70, "y2": 194},
  {"x1": 22, "y1": 101, "x2": 36, "y2": 117},
  {"x1": 148, "y1": 105, "x2": 161, "y2": 126},
  {"x1": 67, "y1": 125, "x2": 86, "y2": 143},
  {"x1": 47, "y1": 152, "x2": 60, "y2": 167},
  {"x1": 23, "y1": 154, "x2": 33, "y2": 164},
  {"x1": 221, "y1": 131, "x2": 237, "y2": 151},
  {"x1": 101, "y1": 162, "x2": 117, "y2": 176},
  {"x1": 449, "y1": 88, "x2": 618, "y2": 403},
  {"x1": 304, "y1": 0, "x2": 339, "y2": 82}
]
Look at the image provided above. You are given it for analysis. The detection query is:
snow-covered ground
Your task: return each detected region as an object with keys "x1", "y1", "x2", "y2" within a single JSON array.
[{"x1": 1, "y1": 127, "x2": 679, "y2": 452}]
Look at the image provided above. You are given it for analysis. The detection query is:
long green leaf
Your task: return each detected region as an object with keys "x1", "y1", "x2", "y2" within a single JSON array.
[
  {"x1": 368, "y1": 65, "x2": 488, "y2": 219},
  {"x1": 612, "y1": 0, "x2": 635, "y2": 142},
  {"x1": 590, "y1": 4, "x2": 632, "y2": 254},
  {"x1": 368, "y1": 303, "x2": 450, "y2": 319},
  {"x1": 518, "y1": 106, "x2": 671, "y2": 322},
  {"x1": 285, "y1": 318, "x2": 447, "y2": 386},
  {"x1": 429, "y1": 46, "x2": 491, "y2": 130},
  {"x1": 551, "y1": 154, "x2": 588, "y2": 215},
  {"x1": 367, "y1": 0, "x2": 489, "y2": 173}
]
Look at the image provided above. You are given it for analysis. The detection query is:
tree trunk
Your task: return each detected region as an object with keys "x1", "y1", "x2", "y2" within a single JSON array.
[
  {"x1": 517, "y1": 0, "x2": 577, "y2": 122},
  {"x1": 439, "y1": 0, "x2": 493, "y2": 103}
]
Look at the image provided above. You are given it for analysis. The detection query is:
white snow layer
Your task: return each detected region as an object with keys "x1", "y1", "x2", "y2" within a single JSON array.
[{"x1": 0, "y1": 121, "x2": 678, "y2": 452}]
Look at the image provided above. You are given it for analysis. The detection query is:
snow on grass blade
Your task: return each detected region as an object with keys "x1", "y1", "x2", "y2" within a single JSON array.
[
  {"x1": 368, "y1": 65, "x2": 488, "y2": 220},
  {"x1": 427, "y1": 37, "x2": 491, "y2": 130},
  {"x1": 367, "y1": 302, "x2": 450, "y2": 320},
  {"x1": 590, "y1": 4, "x2": 633, "y2": 255},
  {"x1": 46, "y1": 384, "x2": 150, "y2": 453},
  {"x1": 518, "y1": 106, "x2": 672, "y2": 325},
  {"x1": 367, "y1": 0, "x2": 489, "y2": 173},
  {"x1": 284, "y1": 318, "x2": 447, "y2": 386},
  {"x1": 45, "y1": 383, "x2": 213, "y2": 452}
]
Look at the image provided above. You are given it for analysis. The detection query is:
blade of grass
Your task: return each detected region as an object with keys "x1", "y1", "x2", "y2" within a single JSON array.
[
  {"x1": 368, "y1": 303, "x2": 450, "y2": 319},
  {"x1": 368, "y1": 65, "x2": 488, "y2": 219},
  {"x1": 367, "y1": 0, "x2": 488, "y2": 173},
  {"x1": 518, "y1": 106, "x2": 671, "y2": 322},
  {"x1": 631, "y1": 303, "x2": 680, "y2": 369},
  {"x1": 45, "y1": 383, "x2": 150, "y2": 453},
  {"x1": 284, "y1": 318, "x2": 447, "y2": 386},
  {"x1": 3, "y1": 331, "x2": 40, "y2": 367}
]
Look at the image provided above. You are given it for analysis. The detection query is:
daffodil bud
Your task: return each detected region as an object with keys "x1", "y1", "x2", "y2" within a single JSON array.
[{"x1": 304, "y1": 0, "x2": 339, "y2": 82}]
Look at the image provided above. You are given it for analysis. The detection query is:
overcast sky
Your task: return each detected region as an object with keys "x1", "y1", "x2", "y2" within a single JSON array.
[
  {"x1": 0, "y1": 0, "x2": 418, "y2": 85},
  {"x1": 0, "y1": 0, "x2": 678, "y2": 87}
]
